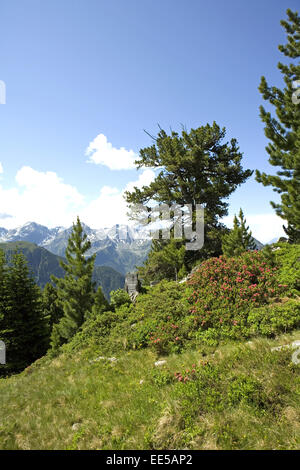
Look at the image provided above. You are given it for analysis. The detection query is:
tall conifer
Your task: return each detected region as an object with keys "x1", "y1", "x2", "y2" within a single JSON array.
[
  {"x1": 52, "y1": 217, "x2": 96, "y2": 344},
  {"x1": 222, "y1": 209, "x2": 256, "y2": 257},
  {"x1": 256, "y1": 9, "x2": 300, "y2": 242}
]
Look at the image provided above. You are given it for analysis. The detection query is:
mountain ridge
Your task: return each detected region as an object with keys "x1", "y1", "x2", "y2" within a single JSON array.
[
  {"x1": 0, "y1": 222, "x2": 151, "y2": 274},
  {"x1": 0, "y1": 241, "x2": 125, "y2": 299}
]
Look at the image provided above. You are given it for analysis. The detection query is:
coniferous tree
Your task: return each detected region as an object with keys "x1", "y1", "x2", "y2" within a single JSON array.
[
  {"x1": 126, "y1": 123, "x2": 252, "y2": 268},
  {"x1": 0, "y1": 250, "x2": 7, "y2": 343},
  {"x1": 222, "y1": 209, "x2": 256, "y2": 257},
  {"x1": 52, "y1": 217, "x2": 96, "y2": 345},
  {"x1": 0, "y1": 251, "x2": 49, "y2": 372},
  {"x1": 126, "y1": 123, "x2": 252, "y2": 224},
  {"x1": 139, "y1": 239, "x2": 186, "y2": 282},
  {"x1": 91, "y1": 286, "x2": 110, "y2": 316},
  {"x1": 256, "y1": 9, "x2": 300, "y2": 242},
  {"x1": 42, "y1": 283, "x2": 64, "y2": 329}
]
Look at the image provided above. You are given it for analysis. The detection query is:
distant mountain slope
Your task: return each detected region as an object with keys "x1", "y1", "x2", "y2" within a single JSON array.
[
  {"x1": 0, "y1": 241, "x2": 124, "y2": 299},
  {"x1": 0, "y1": 222, "x2": 264, "y2": 275},
  {"x1": 253, "y1": 238, "x2": 264, "y2": 250},
  {"x1": 0, "y1": 222, "x2": 151, "y2": 274}
]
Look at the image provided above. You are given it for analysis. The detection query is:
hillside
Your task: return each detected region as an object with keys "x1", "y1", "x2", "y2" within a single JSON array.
[
  {"x1": 0, "y1": 241, "x2": 299, "y2": 450},
  {"x1": 0, "y1": 241, "x2": 124, "y2": 299},
  {"x1": 0, "y1": 222, "x2": 151, "y2": 274},
  {"x1": 0, "y1": 331, "x2": 299, "y2": 450}
]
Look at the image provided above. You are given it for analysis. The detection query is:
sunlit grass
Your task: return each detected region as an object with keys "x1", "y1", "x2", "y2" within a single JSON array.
[{"x1": 0, "y1": 329, "x2": 300, "y2": 450}]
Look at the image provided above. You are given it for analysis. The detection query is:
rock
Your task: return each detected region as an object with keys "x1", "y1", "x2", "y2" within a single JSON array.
[
  {"x1": 89, "y1": 356, "x2": 117, "y2": 364},
  {"x1": 271, "y1": 340, "x2": 300, "y2": 353},
  {"x1": 154, "y1": 360, "x2": 167, "y2": 367},
  {"x1": 72, "y1": 423, "x2": 81, "y2": 431},
  {"x1": 271, "y1": 345, "x2": 284, "y2": 352},
  {"x1": 125, "y1": 272, "x2": 141, "y2": 300}
]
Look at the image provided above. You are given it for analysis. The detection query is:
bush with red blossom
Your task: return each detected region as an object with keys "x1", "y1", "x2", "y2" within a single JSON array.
[{"x1": 187, "y1": 251, "x2": 289, "y2": 336}]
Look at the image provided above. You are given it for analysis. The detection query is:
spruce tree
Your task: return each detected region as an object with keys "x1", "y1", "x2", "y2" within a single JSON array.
[
  {"x1": 91, "y1": 286, "x2": 110, "y2": 316},
  {"x1": 222, "y1": 209, "x2": 256, "y2": 257},
  {"x1": 42, "y1": 282, "x2": 64, "y2": 329},
  {"x1": 0, "y1": 251, "x2": 49, "y2": 372},
  {"x1": 0, "y1": 250, "x2": 7, "y2": 345},
  {"x1": 256, "y1": 9, "x2": 300, "y2": 242},
  {"x1": 52, "y1": 217, "x2": 96, "y2": 345}
]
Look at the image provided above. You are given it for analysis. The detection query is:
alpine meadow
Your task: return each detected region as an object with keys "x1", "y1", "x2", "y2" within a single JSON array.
[{"x1": 0, "y1": 2, "x2": 299, "y2": 454}]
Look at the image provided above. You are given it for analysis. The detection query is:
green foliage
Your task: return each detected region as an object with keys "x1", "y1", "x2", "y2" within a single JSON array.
[
  {"x1": 65, "y1": 243, "x2": 300, "y2": 357},
  {"x1": 256, "y1": 9, "x2": 300, "y2": 242},
  {"x1": 273, "y1": 242, "x2": 300, "y2": 294},
  {"x1": 139, "y1": 239, "x2": 186, "y2": 283},
  {"x1": 126, "y1": 123, "x2": 252, "y2": 276},
  {"x1": 110, "y1": 288, "x2": 132, "y2": 310},
  {"x1": 64, "y1": 310, "x2": 119, "y2": 353},
  {"x1": 42, "y1": 283, "x2": 64, "y2": 328},
  {"x1": 92, "y1": 286, "x2": 110, "y2": 316},
  {"x1": 125, "y1": 123, "x2": 252, "y2": 225},
  {"x1": 0, "y1": 250, "x2": 49, "y2": 373},
  {"x1": 222, "y1": 208, "x2": 256, "y2": 256},
  {"x1": 52, "y1": 217, "x2": 96, "y2": 346},
  {"x1": 248, "y1": 300, "x2": 300, "y2": 336},
  {"x1": 0, "y1": 241, "x2": 125, "y2": 300},
  {"x1": 188, "y1": 251, "x2": 287, "y2": 337}
]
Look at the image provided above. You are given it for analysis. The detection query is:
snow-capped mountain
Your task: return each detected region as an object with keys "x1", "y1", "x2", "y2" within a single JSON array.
[
  {"x1": 0, "y1": 222, "x2": 151, "y2": 274},
  {"x1": 0, "y1": 222, "x2": 65, "y2": 245}
]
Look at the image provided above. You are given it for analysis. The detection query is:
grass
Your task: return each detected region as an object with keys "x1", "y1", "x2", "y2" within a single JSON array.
[{"x1": 0, "y1": 330, "x2": 300, "y2": 450}]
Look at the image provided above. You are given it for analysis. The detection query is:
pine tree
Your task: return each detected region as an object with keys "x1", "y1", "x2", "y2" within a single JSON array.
[
  {"x1": 256, "y1": 9, "x2": 300, "y2": 243},
  {"x1": 0, "y1": 250, "x2": 7, "y2": 347},
  {"x1": 52, "y1": 217, "x2": 96, "y2": 345},
  {"x1": 42, "y1": 283, "x2": 64, "y2": 328},
  {"x1": 222, "y1": 209, "x2": 256, "y2": 257},
  {"x1": 91, "y1": 286, "x2": 110, "y2": 316},
  {"x1": 125, "y1": 123, "x2": 252, "y2": 225},
  {"x1": 0, "y1": 251, "x2": 49, "y2": 372},
  {"x1": 125, "y1": 123, "x2": 252, "y2": 269}
]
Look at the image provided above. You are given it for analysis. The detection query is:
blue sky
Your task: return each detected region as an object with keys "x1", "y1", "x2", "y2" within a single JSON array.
[{"x1": 0, "y1": 0, "x2": 298, "y2": 242}]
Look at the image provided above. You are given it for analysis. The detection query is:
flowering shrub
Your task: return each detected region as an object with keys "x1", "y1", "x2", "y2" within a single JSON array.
[
  {"x1": 187, "y1": 251, "x2": 289, "y2": 339},
  {"x1": 149, "y1": 320, "x2": 184, "y2": 355}
]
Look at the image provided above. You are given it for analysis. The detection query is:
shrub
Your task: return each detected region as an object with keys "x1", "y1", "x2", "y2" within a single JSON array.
[
  {"x1": 273, "y1": 242, "x2": 300, "y2": 295},
  {"x1": 112, "y1": 281, "x2": 192, "y2": 354},
  {"x1": 187, "y1": 251, "x2": 288, "y2": 336},
  {"x1": 247, "y1": 300, "x2": 300, "y2": 337},
  {"x1": 110, "y1": 289, "x2": 132, "y2": 310}
]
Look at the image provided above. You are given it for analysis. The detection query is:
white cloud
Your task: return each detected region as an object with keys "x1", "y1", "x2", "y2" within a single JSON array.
[
  {"x1": 86, "y1": 134, "x2": 138, "y2": 170},
  {"x1": 0, "y1": 166, "x2": 85, "y2": 229},
  {"x1": 0, "y1": 162, "x2": 3, "y2": 174},
  {"x1": 0, "y1": 163, "x2": 287, "y2": 244},
  {"x1": 0, "y1": 166, "x2": 156, "y2": 230},
  {"x1": 222, "y1": 213, "x2": 286, "y2": 244},
  {"x1": 81, "y1": 169, "x2": 156, "y2": 228}
]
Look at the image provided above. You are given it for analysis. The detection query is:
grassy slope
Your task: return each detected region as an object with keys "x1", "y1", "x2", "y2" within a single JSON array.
[{"x1": 0, "y1": 330, "x2": 299, "y2": 450}]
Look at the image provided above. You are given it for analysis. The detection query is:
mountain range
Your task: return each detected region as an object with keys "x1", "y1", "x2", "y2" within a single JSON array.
[
  {"x1": 0, "y1": 222, "x2": 151, "y2": 275},
  {"x1": 0, "y1": 241, "x2": 124, "y2": 300}
]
